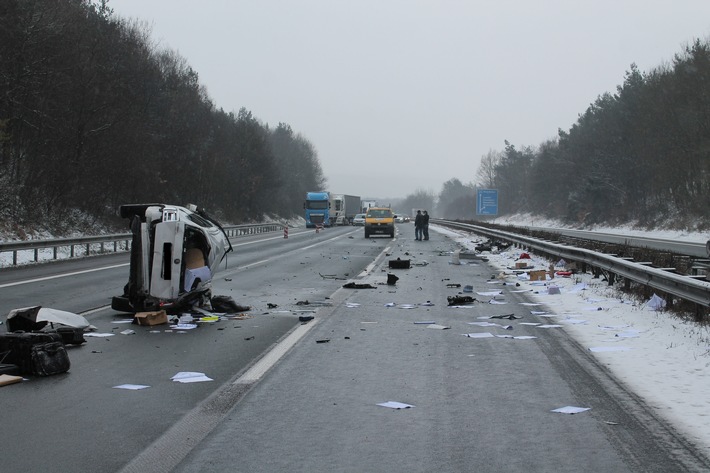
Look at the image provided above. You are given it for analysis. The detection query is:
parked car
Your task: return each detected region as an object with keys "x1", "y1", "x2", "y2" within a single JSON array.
[
  {"x1": 353, "y1": 213, "x2": 366, "y2": 226},
  {"x1": 111, "y1": 203, "x2": 232, "y2": 314},
  {"x1": 394, "y1": 214, "x2": 405, "y2": 223}
]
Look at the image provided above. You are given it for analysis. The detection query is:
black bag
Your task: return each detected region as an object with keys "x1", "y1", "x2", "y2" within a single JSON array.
[
  {"x1": 0, "y1": 332, "x2": 70, "y2": 376},
  {"x1": 31, "y1": 342, "x2": 70, "y2": 376}
]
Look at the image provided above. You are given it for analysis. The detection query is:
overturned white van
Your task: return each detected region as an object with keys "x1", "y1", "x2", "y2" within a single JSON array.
[{"x1": 111, "y1": 204, "x2": 232, "y2": 313}]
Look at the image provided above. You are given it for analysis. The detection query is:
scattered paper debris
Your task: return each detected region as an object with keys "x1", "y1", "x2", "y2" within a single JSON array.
[
  {"x1": 171, "y1": 372, "x2": 213, "y2": 383},
  {"x1": 551, "y1": 406, "x2": 591, "y2": 414},
  {"x1": 170, "y1": 323, "x2": 198, "y2": 330},
  {"x1": 113, "y1": 384, "x2": 150, "y2": 390},
  {"x1": 477, "y1": 291, "x2": 502, "y2": 296},
  {"x1": 377, "y1": 401, "x2": 414, "y2": 409},
  {"x1": 463, "y1": 332, "x2": 495, "y2": 338},
  {"x1": 427, "y1": 324, "x2": 451, "y2": 330}
]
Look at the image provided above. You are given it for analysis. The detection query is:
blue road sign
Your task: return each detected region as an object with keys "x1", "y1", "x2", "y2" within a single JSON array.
[{"x1": 477, "y1": 189, "x2": 498, "y2": 216}]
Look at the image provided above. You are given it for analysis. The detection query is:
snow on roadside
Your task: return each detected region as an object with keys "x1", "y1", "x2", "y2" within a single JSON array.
[
  {"x1": 432, "y1": 224, "x2": 710, "y2": 459},
  {"x1": 489, "y1": 212, "x2": 709, "y2": 243}
]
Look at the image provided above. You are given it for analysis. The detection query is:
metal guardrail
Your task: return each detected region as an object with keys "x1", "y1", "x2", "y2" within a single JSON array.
[
  {"x1": 0, "y1": 223, "x2": 285, "y2": 266},
  {"x1": 438, "y1": 220, "x2": 710, "y2": 310}
]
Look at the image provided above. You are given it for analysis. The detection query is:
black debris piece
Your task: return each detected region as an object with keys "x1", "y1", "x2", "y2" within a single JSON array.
[
  {"x1": 342, "y1": 282, "x2": 376, "y2": 289},
  {"x1": 446, "y1": 283, "x2": 462, "y2": 288},
  {"x1": 211, "y1": 295, "x2": 251, "y2": 313},
  {"x1": 299, "y1": 315, "x2": 314, "y2": 323},
  {"x1": 490, "y1": 314, "x2": 522, "y2": 320},
  {"x1": 387, "y1": 274, "x2": 399, "y2": 285},
  {"x1": 388, "y1": 258, "x2": 411, "y2": 269},
  {"x1": 447, "y1": 295, "x2": 477, "y2": 306}
]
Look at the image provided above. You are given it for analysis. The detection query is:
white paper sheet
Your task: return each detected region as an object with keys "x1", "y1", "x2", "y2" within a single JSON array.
[
  {"x1": 113, "y1": 384, "x2": 150, "y2": 390},
  {"x1": 377, "y1": 401, "x2": 414, "y2": 409},
  {"x1": 171, "y1": 372, "x2": 213, "y2": 383},
  {"x1": 551, "y1": 406, "x2": 591, "y2": 414},
  {"x1": 463, "y1": 332, "x2": 495, "y2": 338}
]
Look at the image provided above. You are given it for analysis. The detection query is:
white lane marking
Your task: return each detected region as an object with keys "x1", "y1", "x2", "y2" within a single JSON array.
[
  {"x1": 0, "y1": 263, "x2": 129, "y2": 289},
  {"x1": 81, "y1": 306, "x2": 112, "y2": 316}
]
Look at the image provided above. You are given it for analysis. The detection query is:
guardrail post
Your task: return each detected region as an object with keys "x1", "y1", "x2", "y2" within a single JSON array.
[
  {"x1": 71, "y1": 245, "x2": 75, "y2": 258},
  {"x1": 53, "y1": 246, "x2": 58, "y2": 260},
  {"x1": 34, "y1": 248, "x2": 38, "y2": 262}
]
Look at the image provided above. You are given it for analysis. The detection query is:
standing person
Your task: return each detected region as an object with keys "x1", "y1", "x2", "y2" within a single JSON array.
[
  {"x1": 423, "y1": 210, "x2": 430, "y2": 240},
  {"x1": 414, "y1": 210, "x2": 423, "y2": 241}
]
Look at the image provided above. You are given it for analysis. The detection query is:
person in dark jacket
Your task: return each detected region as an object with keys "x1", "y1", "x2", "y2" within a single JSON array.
[
  {"x1": 414, "y1": 210, "x2": 423, "y2": 241},
  {"x1": 423, "y1": 210, "x2": 430, "y2": 240}
]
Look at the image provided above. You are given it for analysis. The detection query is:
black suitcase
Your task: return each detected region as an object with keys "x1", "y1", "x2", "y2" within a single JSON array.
[
  {"x1": 50, "y1": 327, "x2": 86, "y2": 346},
  {"x1": 0, "y1": 332, "x2": 70, "y2": 376},
  {"x1": 0, "y1": 363, "x2": 21, "y2": 376}
]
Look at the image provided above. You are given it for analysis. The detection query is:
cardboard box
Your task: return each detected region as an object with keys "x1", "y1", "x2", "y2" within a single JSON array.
[
  {"x1": 134, "y1": 310, "x2": 168, "y2": 326},
  {"x1": 0, "y1": 374, "x2": 23, "y2": 387},
  {"x1": 515, "y1": 261, "x2": 529, "y2": 269},
  {"x1": 529, "y1": 270, "x2": 547, "y2": 281}
]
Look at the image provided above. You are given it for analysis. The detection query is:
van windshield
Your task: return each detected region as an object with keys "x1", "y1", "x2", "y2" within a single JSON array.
[{"x1": 367, "y1": 209, "x2": 391, "y2": 218}]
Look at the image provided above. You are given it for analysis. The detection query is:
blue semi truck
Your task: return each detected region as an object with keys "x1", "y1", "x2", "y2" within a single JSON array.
[{"x1": 304, "y1": 191, "x2": 331, "y2": 228}]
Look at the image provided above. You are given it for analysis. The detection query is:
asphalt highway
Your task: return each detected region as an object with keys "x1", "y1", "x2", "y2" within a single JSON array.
[{"x1": 1, "y1": 224, "x2": 706, "y2": 472}]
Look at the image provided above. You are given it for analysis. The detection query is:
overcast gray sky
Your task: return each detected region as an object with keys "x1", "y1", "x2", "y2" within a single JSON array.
[{"x1": 110, "y1": 0, "x2": 710, "y2": 200}]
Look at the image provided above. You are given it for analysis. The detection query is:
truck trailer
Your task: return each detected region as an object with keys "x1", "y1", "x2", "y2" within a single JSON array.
[
  {"x1": 331, "y1": 194, "x2": 361, "y2": 225},
  {"x1": 361, "y1": 199, "x2": 378, "y2": 214}
]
